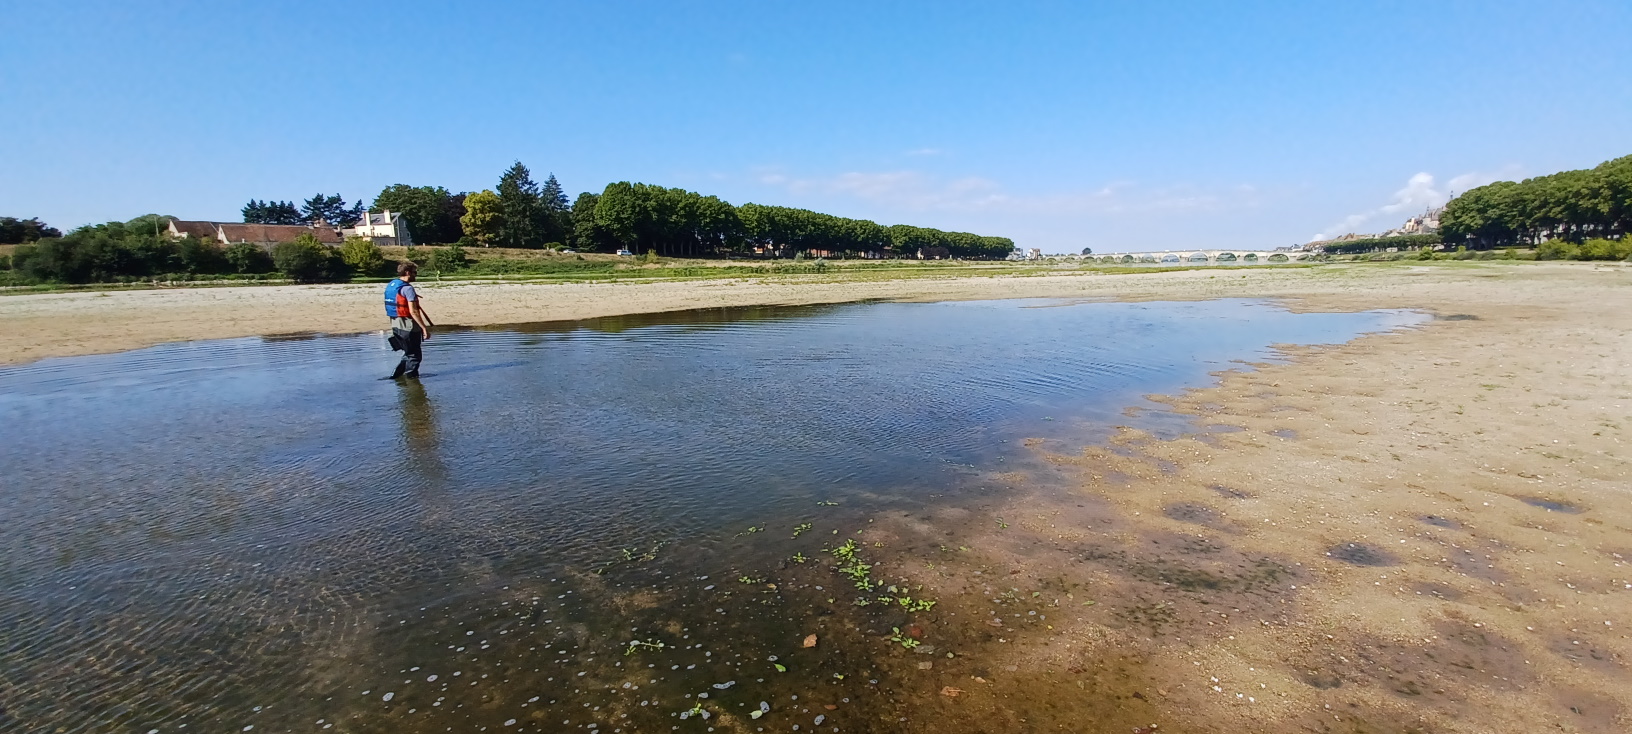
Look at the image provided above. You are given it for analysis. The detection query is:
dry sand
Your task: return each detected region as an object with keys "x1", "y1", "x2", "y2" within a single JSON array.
[{"x1": 5, "y1": 261, "x2": 1629, "y2": 732}]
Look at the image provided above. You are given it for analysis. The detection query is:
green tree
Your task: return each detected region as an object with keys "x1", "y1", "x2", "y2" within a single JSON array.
[
  {"x1": 1442, "y1": 154, "x2": 1632, "y2": 248},
  {"x1": 272, "y1": 233, "x2": 340, "y2": 281},
  {"x1": 300, "y1": 193, "x2": 365, "y2": 228},
  {"x1": 340, "y1": 236, "x2": 387, "y2": 275},
  {"x1": 496, "y1": 162, "x2": 544, "y2": 248},
  {"x1": 224, "y1": 242, "x2": 274, "y2": 273},
  {"x1": 177, "y1": 235, "x2": 227, "y2": 274},
  {"x1": 460, "y1": 189, "x2": 505, "y2": 247},
  {"x1": 372, "y1": 185, "x2": 467, "y2": 244},
  {"x1": 0, "y1": 216, "x2": 62, "y2": 243},
  {"x1": 569, "y1": 192, "x2": 610, "y2": 251},
  {"x1": 540, "y1": 173, "x2": 571, "y2": 244},
  {"x1": 242, "y1": 200, "x2": 305, "y2": 225}
]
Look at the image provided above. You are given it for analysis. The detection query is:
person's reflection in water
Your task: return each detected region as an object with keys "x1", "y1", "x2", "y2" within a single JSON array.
[{"x1": 398, "y1": 379, "x2": 449, "y2": 482}]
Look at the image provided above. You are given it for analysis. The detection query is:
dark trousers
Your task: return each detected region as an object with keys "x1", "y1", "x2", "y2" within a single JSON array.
[{"x1": 392, "y1": 326, "x2": 423, "y2": 377}]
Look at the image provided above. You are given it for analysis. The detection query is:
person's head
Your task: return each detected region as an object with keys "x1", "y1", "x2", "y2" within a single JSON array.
[{"x1": 397, "y1": 261, "x2": 419, "y2": 282}]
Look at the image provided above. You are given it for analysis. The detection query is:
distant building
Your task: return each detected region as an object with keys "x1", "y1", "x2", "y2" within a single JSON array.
[
  {"x1": 345, "y1": 210, "x2": 414, "y2": 248},
  {"x1": 1306, "y1": 206, "x2": 1445, "y2": 250},
  {"x1": 165, "y1": 220, "x2": 344, "y2": 249},
  {"x1": 1382, "y1": 206, "x2": 1443, "y2": 237},
  {"x1": 165, "y1": 220, "x2": 220, "y2": 241},
  {"x1": 217, "y1": 223, "x2": 343, "y2": 248}
]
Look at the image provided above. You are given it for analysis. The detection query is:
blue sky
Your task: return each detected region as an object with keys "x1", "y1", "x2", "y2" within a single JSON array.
[{"x1": 2, "y1": 0, "x2": 1628, "y2": 251}]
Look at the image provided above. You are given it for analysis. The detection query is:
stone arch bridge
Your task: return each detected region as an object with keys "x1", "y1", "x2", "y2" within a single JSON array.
[{"x1": 1080, "y1": 250, "x2": 1312, "y2": 264}]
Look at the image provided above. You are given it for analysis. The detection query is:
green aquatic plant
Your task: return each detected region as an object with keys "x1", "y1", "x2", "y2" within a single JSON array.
[
  {"x1": 624, "y1": 639, "x2": 666, "y2": 655},
  {"x1": 890, "y1": 627, "x2": 921, "y2": 649},
  {"x1": 738, "y1": 575, "x2": 763, "y2": 584},
  {"x1": 679, "y1": 701, "x2": 709, "y2": 721},
  {"x1": 791, "y1": 552, "x2": 807, "y2": 564},
  {"x1": 736, "y1": 525, "x2": 763, "y2": 537},
  {"x1": 595, "y1": 543, "x2": 662, "y2": 574},
  {"x1": 898, "y1": 596, "x2": 936, "y2": 612},
  {"x1": 792, "y1": 522, "x2": 812, "y2": 537}
]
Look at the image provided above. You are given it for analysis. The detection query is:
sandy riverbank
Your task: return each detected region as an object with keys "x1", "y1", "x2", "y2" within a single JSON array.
[
  {"x1": 5, "y1": 261, "x2": 1629, "y2": 731},
  {"x1": 832, "y1": 261, "x2": 1630, "y2": 733}
]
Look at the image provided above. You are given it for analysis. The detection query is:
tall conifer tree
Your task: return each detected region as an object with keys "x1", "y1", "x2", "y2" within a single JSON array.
[{"x1": 496, "y1": 162, "x2": 543, "y2": 248}]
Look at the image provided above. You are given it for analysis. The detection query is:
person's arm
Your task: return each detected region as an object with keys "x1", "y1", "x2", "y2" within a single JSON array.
[{"x1": 406, "y1": 291, "x2": 433, "y2": 338}]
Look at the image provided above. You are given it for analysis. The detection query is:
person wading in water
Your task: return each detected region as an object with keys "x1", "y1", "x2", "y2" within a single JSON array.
[{"x1": 385, "y1": 261, "x2": 434, "y2": 379}]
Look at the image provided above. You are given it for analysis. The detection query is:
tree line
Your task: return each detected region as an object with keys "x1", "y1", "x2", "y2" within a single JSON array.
[
  {"x1": 240, "y1": 162, "x2": 1013, "y2": 258},
  {"x1": 243, "y1": 194, "x2": 366, "y2": 228},
  {"x1": 2, "y1": 214, "x2": 401, "y2": 284},
  {"x1": 1441, "y1": 154, "x2": 1631, "y2": 248},
  {"x1": 2, "y1": 161, "x2": 1017, "y2": 284},
  {"x1": 1, "y1": 217, "x2": 62, "y2": 244}
]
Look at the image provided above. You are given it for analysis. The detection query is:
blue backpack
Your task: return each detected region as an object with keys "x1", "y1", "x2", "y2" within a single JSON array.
[{"x1": 384, "y1": 279, "x2": 408, "y2": 318}]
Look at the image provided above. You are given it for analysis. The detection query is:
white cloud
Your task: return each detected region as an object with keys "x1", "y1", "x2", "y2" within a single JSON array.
[
  {"x1": 904, "y1": 148, "x2": 944, "y2": 156},
  {"x1": 1310, "y1": 168, "x2": 1514, "y2": 241}
]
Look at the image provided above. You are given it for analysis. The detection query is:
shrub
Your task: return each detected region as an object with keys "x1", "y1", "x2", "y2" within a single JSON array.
[
  {"x1": 1577, "y1": 238, "x2": 1631, "y2": 261},
  {"x1": 340, "y1": 236, "x2": 387, "y2": 276},
  {"x1": 424, "y1": 244, "x2": 469, "y2": 274},
  {"x1": 272, "y1": 234, "x2": 343, "y2": 281},
  {"x1": 1535, "y1": 240, "x2": 1580, "y2": 260},
  {"x1": 176, "y1": 236, "x2": 227, "y2": 274},
  {"x1": 224, "y1": 242, "x2": 274, "y2": 273}
]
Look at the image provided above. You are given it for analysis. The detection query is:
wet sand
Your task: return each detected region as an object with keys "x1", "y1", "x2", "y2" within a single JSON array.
[
  {"x1": 6, "y1": 261, "x2": 1630, "y2": 732},
  {"x1": 839, "y1": 262, "x2": 1631, "y2": 732}
]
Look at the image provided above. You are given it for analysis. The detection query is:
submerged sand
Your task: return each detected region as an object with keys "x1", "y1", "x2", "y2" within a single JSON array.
[{"x1": 5, "y1": 262, "x2": 1629, "y2": 732}]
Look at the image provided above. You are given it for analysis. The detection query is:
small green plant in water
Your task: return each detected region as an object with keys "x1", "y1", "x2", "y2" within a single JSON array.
[
  {"x1": 792, "y1": 522, "x2": 812, "y2": 537},
  {"x1": 890, "y1": 627, "x2": 921, "y2": 649},
  {"x1": 736, "y1": 525, "x2": 763, "y2": 537},
  {"x1": 898, "y1": 597, "x2": 937, "y2": 612},
  {"x1": 679, "y1": 701, "x2": 707, "y2": 721},
  {"x1": 738, "y1": 575, "x2": 763, "y2": 584},
  {"x1": 625, "y1": 640, "x2": 666, "y2": 655},
  {"x1": 791, "y1": 552, "x2": 808, "y2": 564}
]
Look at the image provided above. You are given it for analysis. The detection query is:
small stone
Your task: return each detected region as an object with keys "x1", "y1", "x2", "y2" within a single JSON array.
[
  {"x1": 803, "y1": 634, "x2": 818, "y2": 648},
  {"x1": 917, "y1": 661, "x2": 933, "y2": 670}
]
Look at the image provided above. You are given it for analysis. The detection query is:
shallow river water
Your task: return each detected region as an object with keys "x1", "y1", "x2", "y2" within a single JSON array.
[{"x1": 0, "y1": 298, "x2": 1422, "y2": 733}]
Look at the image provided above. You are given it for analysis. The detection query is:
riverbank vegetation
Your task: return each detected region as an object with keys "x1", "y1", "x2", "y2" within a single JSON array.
[
  {"x1": 1441, "y1": 154, "x2": 1631, "y2": 248},
  {"x1": 0, "y1": 216, "x2": 406, "y2": 285},
  {"x1": 5, "y1": 161, "x2": 1014, "y2": 285},
  {"x1": 241, "y1": 163, "x2": 1013, "y2": 259}
]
